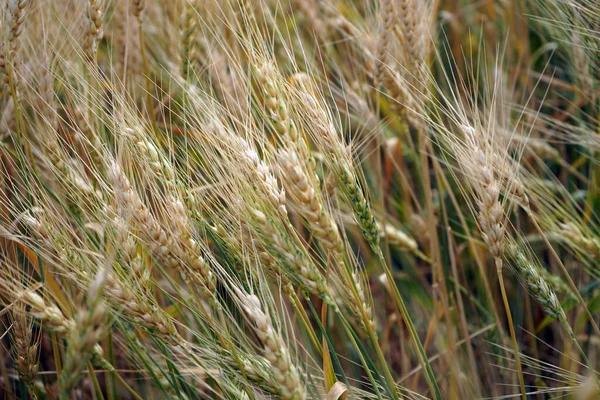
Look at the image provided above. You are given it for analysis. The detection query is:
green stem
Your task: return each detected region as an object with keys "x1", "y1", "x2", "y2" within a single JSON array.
[
  {"x1": 376, "y1": 250, "x2": 443, "y2": 400},
  {"x1": 495, "y1": 258, "x2": 527, "y2": 400}
]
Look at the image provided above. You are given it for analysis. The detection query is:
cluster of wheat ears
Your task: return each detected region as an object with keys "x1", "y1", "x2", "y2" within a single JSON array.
[{"x1": 0, "y1": 0, "x2": 599, "y2": 398}]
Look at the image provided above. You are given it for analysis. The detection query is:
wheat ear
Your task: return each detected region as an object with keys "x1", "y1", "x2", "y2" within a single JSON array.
[
  {"x1": 60, "y1": 270, "x2": 108, "y2": 396},
  {"x1": 252, "y1": 209, "x2": 328, "y2": 298},
  {"x1": 509, "y1": 246, "x2": 591, "y2": 366},
  {"x1": 84, "y1": 0, "x2": 104, "y2": 59},
  {"x1": 108, "y1": 161, "x2": 215, "y2": 297},
  {"x1": 561, "y1": 222, "x2": 600, "y2": 258},
  {"x1": 241, "y1": 293, "x2": 304, "y2": 400},
  {"x1": 462, "y1": 125, "x2": 526, "y2": 399},
  {"x1": 7, "y1": 0, "x2": 31, "y2": 56},
  {"x1": 13, "y1": 312, "x2": 39, "y2": 399}
]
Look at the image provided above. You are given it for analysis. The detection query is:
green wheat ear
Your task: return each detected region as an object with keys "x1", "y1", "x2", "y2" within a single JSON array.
[{"x1": 337, "y1": 163, "x2": 380, "y2": 250}]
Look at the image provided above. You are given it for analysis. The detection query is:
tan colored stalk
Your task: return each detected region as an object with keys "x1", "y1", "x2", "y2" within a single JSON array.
[{"x1": 241, "y1": 293, "x2": 304, "y2": 400}]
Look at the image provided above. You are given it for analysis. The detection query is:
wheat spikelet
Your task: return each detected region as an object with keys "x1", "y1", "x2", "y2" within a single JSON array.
[
  {"x1": 277, "y1": 149, "x2": 344, "y2": 257},
  {"x1": 181, "y1": 0, "x2": 197, "y2": 79},
  {"x1": 561, "y1": 222, "x2": 600, "y2": 258},
  {"x1": 69, "y1": 105, "x2": 104, "y2": 171},
  {"x1": 396, "y1": 0, "x2": 423, "y2": 83},
  {"x1": 525, "y1": 138, "x2": 560, "y2": 160},
  {"x1": 572, "y1": 32, "x2": 596, "y2": 104},
  {"x1": 373, "y1": 0, "x2": 395, "y2": 88},
  {"x1": 490, "y1": 152, "x2": 529, "y2": 209},
  {"x1": 256, "y1": 63, "x2": 309, "y2": 158},
  {"x1": 241, "y1": 293, "x2": 304, "y2": 400},
  {"x1": 0, "y1": 53, "x2": 8, "y2": 95},
  {"x1": 104, "y1": 274, "x2": 180, "y2": 342},
  {"x1": 113, "y1": 1, "x2": 142, "y2": 81},
  {"x1": 509, "y1": 248, "x2": 567, "y2": 325},
  {"x1": 206, "y1": 117, "x2": 287, "y2": 216},
  {"x1": 20, "y1": 291, "x2": 75, "y2": 335},
  {"x1": 251, "y1": 209, "x2": 327, "y2": 297},
  {"x1": 378, "y1": 222, "x2": 419, "y2": 254},
  {"x1": 132, "y1": 0, "x2": 145, "y2": 20},
  {"x1": 112, "y1": 217, "x2": 148, "y2": 282},
  {"x1": 7, "y1": 0, "x2": 31, "y2": 56},
  {"x1": 457, "y1": 124, "x2": 526, "y2": 397},
  {"x1": 12, "y1": 312, "x2": 38, "y2": 399},
  {"x1": 84, "y1": 0, "x2": 104, "y2": 58},
  {"x1": 123, "y1": 127, "x2": 175, "y2": 184},
  {"x1": 289, "y1": 75, "x2": 381, "y2": 252},
  {"x1": 120, "y1": 127, "x2": 216, "y2": 293},
  {"x1": 461, "y1": 126, "x2": 505, "y2": 261},
  {"x1": 60, "y1": 270, "x2": 108, "y2": 396},
  {"x1": 381, "y1": 66, "x2": 423, "y2": 128},
  {"x1": 338, "y1": 162, "x2": 380, "y2": 251},
  {"x1": 108, "y1": 161, "x2": 215, "y2": 297},
  {"x1": 351, "y1": 271, "x2": 375, "y2": 333}
]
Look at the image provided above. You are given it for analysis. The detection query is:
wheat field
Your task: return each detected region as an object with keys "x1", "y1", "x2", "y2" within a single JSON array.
[{"x1": 0, "y1": 0, "x2": 599, "y2": 399}]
